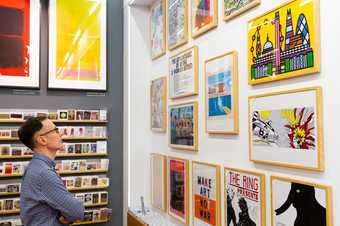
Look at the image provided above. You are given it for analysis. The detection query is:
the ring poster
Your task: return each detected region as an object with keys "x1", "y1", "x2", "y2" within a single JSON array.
[
  {"x1": 0, "y1": 0, "x2": 40, "y2": 88},
  {"x1": 48, "y1": 0, "x2": 107, "y2": 91}
]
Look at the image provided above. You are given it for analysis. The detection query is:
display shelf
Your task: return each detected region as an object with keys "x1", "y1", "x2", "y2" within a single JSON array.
[
  {"x1": 60, "y1": 169, "x2": 108, "y2": 175},
  {"x1": 0, "y1": 210, "x2": 20, "y2": 215},
  {"x1": 0, "y1": 120, "x2": 108, "y2": 124},
  {"x1": 0, "y1": 174, "x2": 23, "y2": 178},
  {"x1": 0, "y1": 137, "x2": 108, "y2": 141},
  {"x1": 72, "y1": 219, "x2": 108, "y2": 225},
  {"x1": 0, "y1": 192, "x2": 20, "y2": 197},
  {"x1": 68, "y1": 185, "x2": 109, "y2": 191},
  {"x1": 84, "y1": 202, "x2": 108, "y2": 208},
  {"x1": 0, "y1": 156, "x2": 32, "y2": 159},
  {"x1": 0, "y1": 153, "x2": 107, "y2": 159}
]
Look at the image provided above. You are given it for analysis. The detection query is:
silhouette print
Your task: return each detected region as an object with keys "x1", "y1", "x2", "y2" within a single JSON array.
[{"x1": 236, "y1": 197, "x2": 256, "y2": 226}]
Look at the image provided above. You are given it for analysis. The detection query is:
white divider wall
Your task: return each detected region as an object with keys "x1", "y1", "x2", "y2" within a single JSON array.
[{"x1": 126, "y1": 0, "x2": 340, "y2": 225}]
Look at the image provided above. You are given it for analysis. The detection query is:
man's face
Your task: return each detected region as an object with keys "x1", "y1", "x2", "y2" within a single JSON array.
[{"x1": 35, "y1": 119, "x2": 63, "y2": 151}]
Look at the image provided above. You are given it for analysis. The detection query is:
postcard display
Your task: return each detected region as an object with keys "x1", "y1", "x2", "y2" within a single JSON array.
[{"x1": 0, "y1": 109, "x2": 110, "y2": 225}]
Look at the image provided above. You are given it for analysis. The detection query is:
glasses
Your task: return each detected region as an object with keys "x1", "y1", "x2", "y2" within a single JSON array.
[{"x1": 39, "y1": 127, "x2": 59, "y2": 136}]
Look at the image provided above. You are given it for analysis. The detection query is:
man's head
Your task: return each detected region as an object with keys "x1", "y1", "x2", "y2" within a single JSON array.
[{"x1": 18, "y1": 117, "x2": 63, "y2": 153}]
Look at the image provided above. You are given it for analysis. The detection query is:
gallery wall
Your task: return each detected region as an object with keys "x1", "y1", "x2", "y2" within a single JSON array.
[
  {"x1": 0, "y1": 0, "x2": 124, "y2": 225},
  {"x1": 126, "y1": 0, "x2": 340, "y2": 225}
]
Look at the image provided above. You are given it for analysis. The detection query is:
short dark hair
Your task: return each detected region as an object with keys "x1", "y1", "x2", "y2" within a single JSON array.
[{"x1": 18, "y1": 116, "x2": 47, "y2": 150}]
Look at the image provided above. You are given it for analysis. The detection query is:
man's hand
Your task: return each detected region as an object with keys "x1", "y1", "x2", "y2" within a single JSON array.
[{"x1": 59, "y1": 215, "x2": 72, "y2": 225}]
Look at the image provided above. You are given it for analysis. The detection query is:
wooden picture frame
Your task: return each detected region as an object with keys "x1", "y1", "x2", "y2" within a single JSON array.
[
  {"x1": 247, "y1": 0, "x2": 320, "y2": 85},
  {"x1": 191, "y1": 0, "x2": 218, "y2": 38},
  {"x1": 169, "y1": 101, "x2": 198, "y2": 151},
  {"x1": 223, "y1": 0, "x2": 260, "y2": 22},
  {"x1": 167, "y1": 156, "x2": 190, "y2": 225},
  {"x1": 205, "y1": 51, "x2": 238, "y2": 134},
  {"x1": 224, "y1": 167, "x2": 266, "y2": 226},
  {"x1": 192, "y1": 161, "x2": 221, "y2": 226},
  {"x1": 249, "y1": 87, "x2": 323, "y2": 171},
  {"x1": 169, "y1": 46, "x2": 198, "y2": 99},
  {"x1": 48, "y1": 0, "x2": 107, "y2": 91},
  {"x1": 150, "y1": 153, "x2": 167, "y2": 212},
  {"x1": 166, "y1": 0, "x2": 188, "y2": 51},
  {"x1": 0, "y1": 0, "x2": 40, "y2": 88},
  {"x1": 150, "y1": 0, "x2": 166, "y2": 60},
  {"x1": 150, "y1": 77, "x2": 167, "y2": 132},
  {"x1": 271, "y1": 175, "x2": 332, "y2": 226}
]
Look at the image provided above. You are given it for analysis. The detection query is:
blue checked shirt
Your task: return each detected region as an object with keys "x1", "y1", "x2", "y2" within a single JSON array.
[{"x1": 20, "y1": 153, "x2": 84, "y2": 226}]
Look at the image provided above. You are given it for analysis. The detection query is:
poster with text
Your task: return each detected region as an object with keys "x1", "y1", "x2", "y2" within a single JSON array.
[{"x1": 167, "y1": 0, "x2": 188, "y2": 50}]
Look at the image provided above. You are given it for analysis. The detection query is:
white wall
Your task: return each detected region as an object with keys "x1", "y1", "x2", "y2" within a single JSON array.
[{"x1": 126, "y1": 0, "x2": 340, "y2": 225}]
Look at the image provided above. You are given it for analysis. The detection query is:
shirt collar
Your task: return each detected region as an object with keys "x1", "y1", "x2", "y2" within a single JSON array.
[{"x1": 32, "y1": 153, "x2": 56, "y2": 168}]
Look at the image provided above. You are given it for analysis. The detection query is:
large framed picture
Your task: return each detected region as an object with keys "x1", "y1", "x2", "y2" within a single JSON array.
[
  {"x1": 249, "y1": 87, "x2": 323, "y2": 171},
  {"x1": 150, "y1": 153, "x2": 167, "y2": 212},
  {"x1": 223, "y1": 0, "x2": 260, "y2": 22},
  {"x1": 205, "y1": 51, "x2": 238, "y2": 134},
  {"x1": 166, "y1": 0, "x2": 188, "y2": 51},
  {"x1": 191, "y1": 0, "x2": 218, "y2": 38},
  {"x1": 169, "y1": 46, "x2": 198, "y2": 99},
  {"x1": 0, "y1": 0, "x2": 40, "y2": 88},
  {"x1": 169, "y1": 101, "x2": 198, "y2": 151},
  {"x1": 224, "y1": 167, "x2": 266, "y2": 226},
  {"x1": 48, "y1": 0, "x2": 107, "y2": 91},
  {"x1": 150, "y1": 77, "x2": 167, "y2": 132},
  {"x1": 248, "y1": 0, "x2": 320, "y2": 85},
  {"x1": 168, "y1": 156, "x2": 189, "y2": 225},
  {"x1": 150, "y1": 0, "x2": 166, "y2": 60},
  {"x1": 192, "y1": 161, "x2": 221, "y2": 226},
  {"x1": 271, "y1": 175, "x2": 332, "y2": 226}
]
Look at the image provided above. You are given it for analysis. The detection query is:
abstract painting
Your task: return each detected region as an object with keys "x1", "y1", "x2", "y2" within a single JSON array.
[
  {"x1": 150, "y1": 77, "x2": 166, "y2": 132},
  {"x1": 248, "y1": 0, "x2": 320, "y2": 85},
  {"x1": 205, "y1": 51, "x2": 238, "y2": 134},
  {"x1": 167, "y1": 0, "x2": 188, "y2": 50},
  {"x1": 191, "y1": 0, "x2": 217, "y2": 38},
  {"x1": 150, "y1": 0, "x2": 166, "y2": 60},
  {"x1": 249, "y1": 87, "x2": 323, "y2": 170},
  {"x1": 223, "y1": 0, "x2": 260, "y2": 21}
]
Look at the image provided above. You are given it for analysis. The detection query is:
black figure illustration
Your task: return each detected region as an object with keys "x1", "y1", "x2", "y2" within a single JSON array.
[
  {"x1": 227, "y1": 192, "x2": 237, "y2": 226},
  {"x1": 275, "y1": 182, "x2": 326, "y2": 226},
  {"x1": 236, "y1": 197, "x2": 256, "y2": 226}
]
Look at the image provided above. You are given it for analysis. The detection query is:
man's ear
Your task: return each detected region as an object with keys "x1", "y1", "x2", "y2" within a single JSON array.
[{"x1": 35, "y1": 135, "x2": 47, "y2": 146}]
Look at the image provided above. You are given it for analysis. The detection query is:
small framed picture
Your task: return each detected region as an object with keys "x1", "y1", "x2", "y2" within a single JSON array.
[
  {"x1": 168, "y1": 156, "x2": 189, "y2": 225},
  {"x1": 223, "y1": 0, "x2": 260, "y2": 21},
  {"x1": 150, "y1": 153, "x2": 167, "y2": 212},
  {"x1": 169, "y1": 101, "x2": 198, "y2": 151},
  {"x1": 192, "y1": 161, "x2": 221, "y2": 226},
  {"x1": 150, "y1": 77, "x2": 167, "y2": 132},
  {"x1": 169, "y1": 46, "x2": 198, "y2": 99},
  {"x1": 205, "y1": 51, "x2": 238, "y2": 134},
  {"x1": 249, "y1": 87, "x2": 323, "y2": 171},
  {"x1": 150, "y1": 0, "x2": 166, "y2": 60},
  {"x1": 191, "y1": 0, "x2": 218, "y2": 38},
  {"x1": 224, "y1": 167, "x2": 266, "y2": 226},
  {"x1": 271, "y1": 175, "x2": 332, "y2": 226}
]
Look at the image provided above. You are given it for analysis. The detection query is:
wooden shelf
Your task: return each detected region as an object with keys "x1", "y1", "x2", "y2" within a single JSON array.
[
  {"x1": 60, "y1": 170, "x2": 108, "y2": 175},
  {"x1": 0, "y1": 153, "x2": 107, "y2": 160},
  {"x1": 0, "y1": 155, "x2": 32, "y2": 159},
  {"x1": 68, "y1": 186, "x2": 109, "y2": 191},
  {"x1": 0, "y1": 210, "x2": 20, "y2": 215},
  {"x1": 0, "y1": 174, "x2": 23, "y2": 178},
  {"x1": 0, "y1": 120, "x2": 107, "y2": 124},
  {"x1": 0, "y1": 192, "x2": 20, "y2": 196},
  {"x1": 85, "y1": 202, "x2": 108, "y2": 208},
  {"x1": 72, "y1": 219, "x2": 108, "y2": 225},
  {"x1": 0, "y1": 137, "x2": 108, "y2": 141},
  {"x1": 0, "y1": 138, "x2": 19, "y2": 141}
]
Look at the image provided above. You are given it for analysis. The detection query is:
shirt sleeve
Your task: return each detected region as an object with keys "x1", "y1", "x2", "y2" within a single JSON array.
[{"x1": 39, "y1": 169, "x2": 85, "y2": 222}]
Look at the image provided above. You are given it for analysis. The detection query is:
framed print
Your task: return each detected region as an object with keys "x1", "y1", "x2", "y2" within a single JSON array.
[
  {"x1": 150, "y1": 0, "x2": 166, "y2": 60},
  {"x1": 166, "y1": 0, "x2": 188, "y2": 51},
  {"x1": 150, "y1": 153, "x2": 167, "y2": 212},
  {"x1": 249, "y1": 87, "x2": 323, "y2": 171},
  {"x1": 0, "y1": 0, "x2": 40, "y2": 88},
  {"x1": 271, "y1": 175, "x2": 332, "y2": 226},
  {"x1": 168, "y1": 156, "x2": 189, "y2": 225},
  {"x1": 169, "y1": 46, "x2": 198, "y2": 99},
  {"x1": 205, "y1": 51, "x2": 238, "y2": 134},
  {"x1": 191, "y1": 0, "x2": 218, "y2": 38},
  {"x1": 48, "y1": 0, "x2": 107, "y2": 91},
  {"x1": 192, "y1": 161, "x2": 221, "y2": 226},
  {"x1": 223, "y1": 0, "x2": 260, "y2": 22},
  {"x1": 225, "y1": 167, "x2": 266, "y2": 226},
  {"x1": 169, "y1": 101, "x2": 198, "y2": 151},
  {"x1": 248, "y1": 0, "x2": 320, "y2": 85},
  {"x1": 150, "y1": 77, "x2": 167, "y2": 132}
]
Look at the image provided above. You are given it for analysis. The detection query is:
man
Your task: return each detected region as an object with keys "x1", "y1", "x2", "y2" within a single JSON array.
[{"x1": 18, "y1": 116, "x2": 84, "y2": 226}]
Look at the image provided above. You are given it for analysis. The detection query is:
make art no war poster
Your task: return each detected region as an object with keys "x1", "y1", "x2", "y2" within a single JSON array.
[
  {"x1": 192, "y1": 162, "x2": 221, "y2": 226},
  {"x1": 225, "y1": 168, "x2": 265, "y2": 226}
]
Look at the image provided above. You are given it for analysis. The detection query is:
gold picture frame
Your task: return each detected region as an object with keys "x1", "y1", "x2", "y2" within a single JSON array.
[
  {"x1": 169, "y1": 46, "x2": 199, "y2": 99},
  {"x1": 223, "y1": 0, "x2": 260, "y2": 22},
  {"x1": 224, "y1": 167, "x2": 266, "y2": 226},
  {"x1": 169, "y1": 101, "x2": 198, "y2": 151},
  {"x1": 205, "y1": 51, "x2": 239, "y2": 134},
  {"x1": 167, "y1": 156, "x2": 190, "y2": 225},
  {"x1": 191, "y1": 0, "x2": 218, "y2": 38},
  {"x1": 150, "y1": 153, "x2": 167, "y2": 212},
  {"x1": 192, "y1": 161, "x2": 221, "y2": 226},
  {"x1": 248, "y1": 87, "x2": 324, "y2": 171},
  {"x1": 166, "y1": 0, "x2": 189, "y2": 51},
  {"x1": 150, "y1": 0, "x2": 166, "y2": 60},
  {"x1": 150, "y1": 77, "x2": 167, "y2": 132},
  {"x1": 247, "y1": 0, "x2": 320, "y2": 85},
  {"x1": 271, "y1": 175, "x2": 332, "y2": 226}
]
